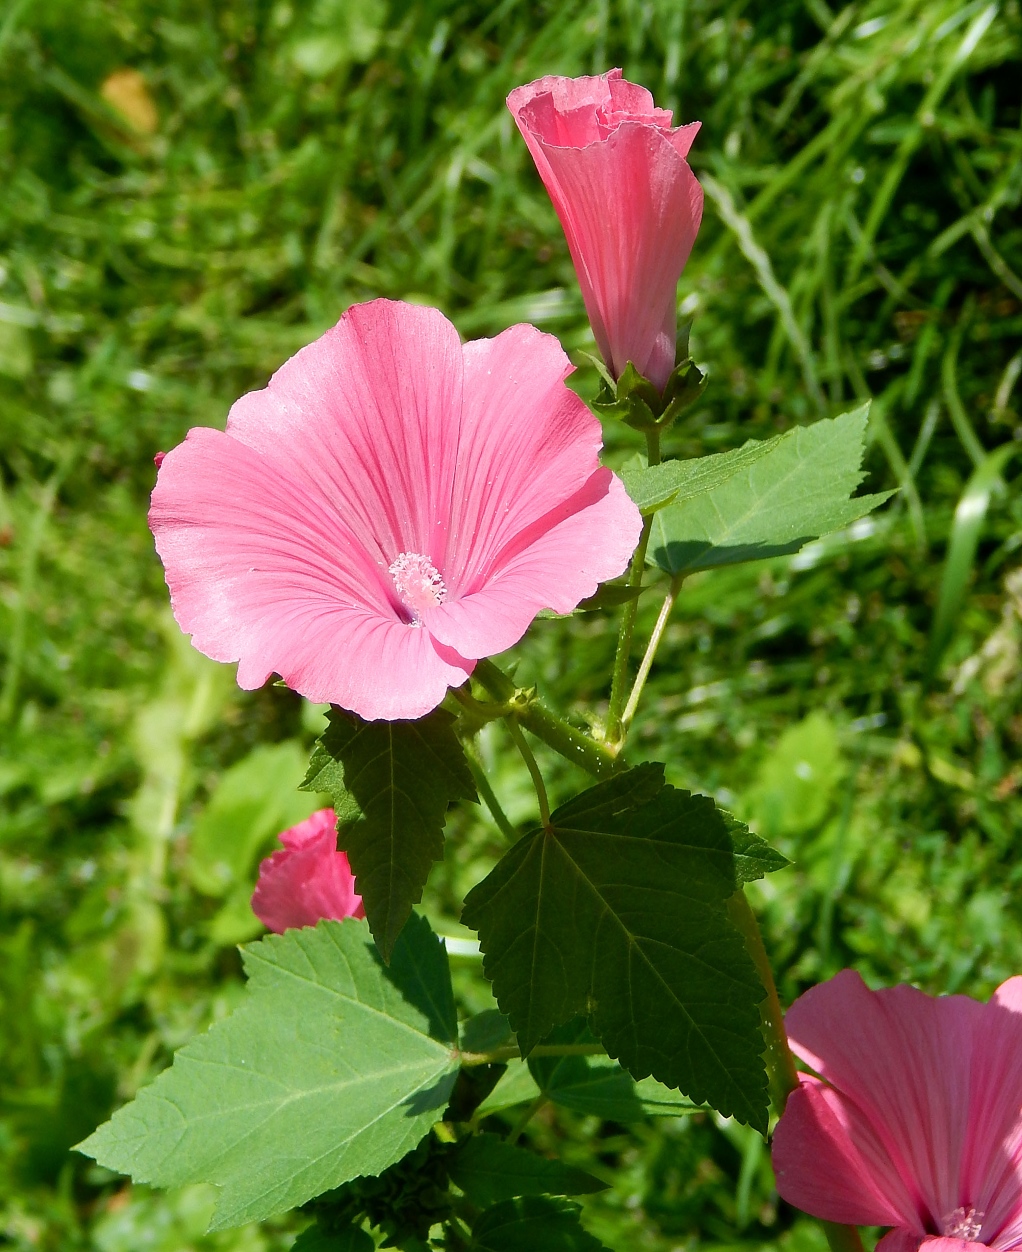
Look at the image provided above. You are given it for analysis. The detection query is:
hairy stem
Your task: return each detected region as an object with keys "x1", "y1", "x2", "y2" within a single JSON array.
[
  {"x1": 620, "y1": 575, "x2": 682, "y2": 738},
  {"x1": 473, "y1": 659, "x2": 617, "y2": 779},
  {"x1": 464, "y1": 746, "x2": 518, "y2": 842},
  {"x1": 506, "y1": 718, "x2": 550, "y2": 828},
  {"x1": 727, "y1": 889, "x2": 800, "y2": 1111},
  {"x1": 605, "y1": 430, "x2": 661, "y2": 745},
  {"x1": 507, "y1": 1093, "x2": 548, "y2": 1144},
  {"x1": 458, "y1": 1042, "x2": 606, "y2": 1066}
]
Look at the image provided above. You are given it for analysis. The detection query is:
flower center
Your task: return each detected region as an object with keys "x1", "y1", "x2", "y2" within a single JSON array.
[
  {"x1": 388, "y1": 551, "x2": 447, "y2": 623},
  {"x1": 943, "y1": 1206, "x2": 984, "y2": 1241}
]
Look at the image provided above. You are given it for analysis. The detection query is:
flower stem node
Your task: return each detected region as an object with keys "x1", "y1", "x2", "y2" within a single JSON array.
[{"x1": 590, "y1": 326, "x2": 707, "y2": 434}]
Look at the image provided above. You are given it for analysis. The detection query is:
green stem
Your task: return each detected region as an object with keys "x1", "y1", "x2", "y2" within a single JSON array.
[
  {"x1": 473, "y1": 659, "x2": 617, "y2": 779},
  {"x1": 726, "y1": 890, "x2": 800, "y2": 1112},
  {"x1": 729, "y1": 894, "x2": 866, "y2": 1252},
  {"x1": 464, "y1": 746, "x2": 517, "y2": 843},
  {"x1": 458, "y1": 1042, "x2": 606, "y2": 1066},
  {"x1": 619, "y1": 576, "x2": 682, "y2": 738},
  {"x1": 507, "y1": 718, "x2": 550, "y2": 828},
  {"x1": 507, "y1": 1093, "x2": 548, "y2": 1144},
  {"x1": 605, "y1": 431, "x2": 661, "y2": 746}
]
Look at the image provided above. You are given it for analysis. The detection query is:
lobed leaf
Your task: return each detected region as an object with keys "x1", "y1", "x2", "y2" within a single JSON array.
[
  {"x1": 644, "y1": 406, "x2": 893, "y2": 574},
  {"x1": 448, "y1": 1133, "x2": 605, "y2": 1207},
  {"x1": 303, "y1": 707, "x2": 477, "y2": 959},
  {"x1": 471, "y1": 1197, "x2": 610, "y2": 1252},
  {"x1": 462, "y1": 765, "x2": 770, "y2": 1128},
  {"x1": 77, "y1": 915, "x2": 459, "y2": 1230}
]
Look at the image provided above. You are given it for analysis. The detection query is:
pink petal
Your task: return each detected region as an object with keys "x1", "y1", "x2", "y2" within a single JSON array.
[
  {"x1": 151, "y1": 426, "x2": 472, "y2": 722},
  {"x1": 785, "y1": 971, "x2": 983, "y2": 1229},
  {"x1": 223, "y1": 299, "x2": 463, "y2": 568},
  {"x1": 771, "y1": 1077, "x2": 915, "y2": 1226},
  {"x1": 918, "y1": 1241, "x2": 989, "y2": 1252},
  {"x1": 877, "y1": 1231, "x2": 925, "y2": 1252},
  {"x1": 425, "y1": 470, "x2": 640, "y2": 658},
  {"x1": 441, "y1": 324, "x2": 639, "y2": 593},
  {"x1": 962, "y1": 978, "x2": 1022, "y2": 1247},
  {"x1": 508, "y1": 73, "x2": 703, "y2": 391},
  {"x1": 251, "y1": 808, "x2": 365, "y2": 933}
]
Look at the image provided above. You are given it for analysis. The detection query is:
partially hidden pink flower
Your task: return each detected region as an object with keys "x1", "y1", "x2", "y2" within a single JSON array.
[
  {"x1": 772, "y1": 969, "x2": 1022, "y2": 1250},
  {"x1": 150, "y1": 299, "x2": 641, "y2": 721},
  {"x1": 508, "y1": 69, "x2": 703, "y2": 392},
  {"x1": 251, "y1": 808, "x2": 364, "y2": 933}
]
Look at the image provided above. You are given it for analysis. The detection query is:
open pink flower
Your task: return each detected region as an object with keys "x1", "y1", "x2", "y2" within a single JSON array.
[
  {"x1": 251, "y1": 808, "x2": 364, "y2": 933},
  {"x1": 150, "y1": 299, "x2": 641, "y2": 721},
  {"x1": 508, "y1": 69, "x2": 703, "y2": 392},
  {"x1": 772, "y1": 969, "x2": 1022, "y2": 1250}
]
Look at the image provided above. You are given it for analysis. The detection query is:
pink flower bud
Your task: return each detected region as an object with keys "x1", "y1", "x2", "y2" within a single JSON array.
[
  {"x1": 251, "y1": 808, "x2": 364, "y2": 933},
  {"x1": 771, "y1": 969, "x2": 1022, "y2": 1250},
  {"x1": 508, "y1": 70, "x2": 703, "y2": 392}
]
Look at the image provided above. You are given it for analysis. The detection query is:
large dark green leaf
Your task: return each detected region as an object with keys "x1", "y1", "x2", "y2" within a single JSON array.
[
  {"x1": 645, "y1": 406, "x2": 893, "y2": 575},
  {"x1": 303, "y1": 707, "x2": 476, "y2": 959},
  {"x1": 462, "y1": 766, "x2": 770, "y2": 1128},
  {"x1": 448, "y1": 1134, "x2": 604, "y2": 1207},
  {"x1": 77, "y1": 916, "x2": 459, "y2": 1230},
  {"x1": 471, "y1": 1197, "x2": 610, "y2": 1252}
]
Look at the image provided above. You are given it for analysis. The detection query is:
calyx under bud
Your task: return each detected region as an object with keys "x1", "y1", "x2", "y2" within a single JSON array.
[{"x1": 589, "y1": 323, "x2": 706, "y2": 433}]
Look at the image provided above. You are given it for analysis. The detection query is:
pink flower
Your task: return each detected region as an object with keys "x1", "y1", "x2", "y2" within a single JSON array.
[
  {"x1": 251, "y1": 808, "x2": 364, "y2": 933},
  {"x1": 772, "y1": 969, "x2": 1022, "y2": 1250},
  {"x1": 150, "y1": 299, "x2": 641, "y2": 721},
  {"x1": 508, "y1": 69, "x2": 703, "y2": 392}
]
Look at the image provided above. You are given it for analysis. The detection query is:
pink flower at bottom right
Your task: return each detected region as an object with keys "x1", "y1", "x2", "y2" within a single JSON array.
[{"x1": 772, "y1": 969, "x2": 1022, "y2": 1251}]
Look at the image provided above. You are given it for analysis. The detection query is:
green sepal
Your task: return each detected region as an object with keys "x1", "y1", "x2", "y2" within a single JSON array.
[{"x1": 588, "y1": 326, "x2": 707, "y2": 433}]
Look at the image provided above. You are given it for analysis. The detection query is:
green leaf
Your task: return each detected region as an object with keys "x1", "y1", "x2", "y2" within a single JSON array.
[
  {"x1": 77, "y1": 916, "x2": 459, "y2": 1230},
  {"x1": 292, "y1": 1224, "x2": 374, "y2": 1252},
  {"x1": 462, "y1": 765, "x2": 769, "y2": 1128},
  {"x1": 474, "y1": 1061, "x2": 543, "y2": 1117},
  {"x1": 529, "y1": 1021, "x2": 703, "y2": 1121},
  {"x1": 647, "y1": 406, "x2": 893, "y2": 575},
  {"x1": 722, "y1": 813, "x2": 791, "y2": 883},
  {"x1": 471, "y1": 1197, "x2": 610, "y2": 1252},
  {"x1": 303, "y1": 708, "x2": 477, "y2": 959},
  {"x1": 188, "y1": 741, "x2": 322, "y2": 897},
  {"x1": 448, "y1": 1134, "x2": 605, "y2": 1207},
  {"x1": 460, "y1": 1009, "x2": 514, "y2": 1055}
]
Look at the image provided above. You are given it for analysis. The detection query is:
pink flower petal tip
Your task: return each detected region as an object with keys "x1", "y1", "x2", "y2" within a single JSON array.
[
  {"x1": 149, "y1": 298, "x2": 642, "y2": 721},
  {"x1": 508, "y1": 69, "x2": 703, "y2": 391},
  {"x1": 772, "y1": 969, "x2": 1022, "y2": 1250},
  {"x1": 251, "y1": 808, "x2": 364, "y2": 933}
]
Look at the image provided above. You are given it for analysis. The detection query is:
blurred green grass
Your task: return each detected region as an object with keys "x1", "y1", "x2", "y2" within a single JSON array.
[{"x1": 1, "y1": 0, "x2": 1020, "y2": 1247}]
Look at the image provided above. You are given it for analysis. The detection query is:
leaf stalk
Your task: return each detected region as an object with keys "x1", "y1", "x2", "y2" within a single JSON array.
[
  {"x1": 457, "y1": 1042, "x2": 607, "y2": 1067},
  {"x1": 619, "y1": 575, "x2": 683, "y2": 740},
  {"x1": 506, "y1": 718, "x2": 551, "y2": 828}
]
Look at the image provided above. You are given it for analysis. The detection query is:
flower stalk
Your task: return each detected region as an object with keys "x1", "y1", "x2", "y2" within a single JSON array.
[{"x1": 605, "y1": 428, "x2": 661, "y2": 746}]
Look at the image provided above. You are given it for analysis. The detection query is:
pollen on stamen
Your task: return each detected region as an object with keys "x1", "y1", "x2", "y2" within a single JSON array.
[
  {"x1": 388, "y1": 551, "x2": 447, "y2": 623},
  {"x1": 943, "y1": 1206, "x2": 984, "y2": 1241}
]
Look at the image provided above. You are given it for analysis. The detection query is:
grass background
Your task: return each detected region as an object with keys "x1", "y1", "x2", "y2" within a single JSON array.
[{"x1": 1, "y1": 0, "x2": 1021, "y2": 1247}]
